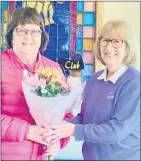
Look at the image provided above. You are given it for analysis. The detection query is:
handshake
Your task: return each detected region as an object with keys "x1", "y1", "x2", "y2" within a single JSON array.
[
  {"x1": 26, "y1": 121, "x2": 75, "y2": 158},
  {"x1": 26, "y1": 124, "x2": 60, "y2": 158}
]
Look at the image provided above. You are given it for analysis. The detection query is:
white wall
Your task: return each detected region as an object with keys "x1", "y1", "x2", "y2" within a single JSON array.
[{"x1": 102, "y1": 2, "x2": 140, "y2": 48}]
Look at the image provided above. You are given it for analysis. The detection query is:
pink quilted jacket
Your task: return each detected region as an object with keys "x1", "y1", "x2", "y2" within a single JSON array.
[{"x1": 1, "y1": 48, "x2": 73, "y2": 160}]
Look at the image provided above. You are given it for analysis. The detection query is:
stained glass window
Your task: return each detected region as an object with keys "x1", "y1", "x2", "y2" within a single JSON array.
[{"x1": 1, "y1": 1, "x2": 96, "y2": 81}]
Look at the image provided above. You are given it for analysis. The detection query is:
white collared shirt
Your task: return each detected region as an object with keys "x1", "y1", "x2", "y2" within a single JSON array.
[{"x1": 97, "y1": 65, "x2": 128, "y2": 84}]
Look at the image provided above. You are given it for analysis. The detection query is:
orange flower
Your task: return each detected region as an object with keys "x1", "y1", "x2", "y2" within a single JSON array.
[
  {"x1": 52, "y1": 68, "x2": 60, "y2": 77},
  {"x1": 50, "y1": 76, "x2": 57, "y2": 84},
  {"x1": 36, "y1": 67, "x2": 52, "y2": 78},
  {"x1": 36, "y1": 67, "x2": 70, "y2": 91}
]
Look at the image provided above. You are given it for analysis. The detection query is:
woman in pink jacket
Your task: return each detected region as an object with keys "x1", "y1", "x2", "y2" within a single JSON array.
[{"x1": 1, "y1": 7, "x2": 73, "y2": 160}]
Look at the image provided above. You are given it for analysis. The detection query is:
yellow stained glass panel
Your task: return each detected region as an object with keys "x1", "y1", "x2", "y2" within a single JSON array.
[
  {"x1": 3, "y1": 9, "x2": 8, "y2": 23},
  {"x1": 77, "y1": 13, "x2": 83, "y2": 25},
  {"x1": 83, "y1": 39, "x2": 94, "y2": 51}
]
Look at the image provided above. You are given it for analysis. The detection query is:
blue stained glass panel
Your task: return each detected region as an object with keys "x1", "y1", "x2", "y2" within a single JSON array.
[
  {"x1": 43, "y1": 50, "x2": 57, "y2": 62},
  {"x1": 77, "y1": 2, "x2": 84, "y2": 12},
  {"x1": 76, "y1": 25, "x2": 83, "y2": 38},
  {"x1": 81, "y1": 64, "x2": 94, "y2": 76},
  {"x1": 76, "y1": 38, "x2": 83, "y2": 51},
  {"x1": 58, "y1": 25, "x2": 70, "y2": 37},
  {"x1": 83, "y1": 12, "x2": 96, "y2": 26},
  {"x1": 64, "y1": 70, "x2": 70, "y2": 76},
  {"x1": 47, "y1": 37, "x2": 57, "y2": 50},
  {"x1": 58, "y1": 38, "x2": 69, "y2": 51},
  {"x1": 16, "y1": 1, "x2": 23, "y2": 8},
  {"x1": 81, "y1": 76, "x2": 90, "y2": 82},
  {"x1": 54, "y1": 14, "x2": 70, "y2": 25},
  {"x1": 53, "y1": 2, "x2": 70, "y2": 25},
  {"x1": 45, "y1": 24, "x2": 57, "y2": 37},
  {"x1": 53, "y1": 1, "x2": 70, "y2": 10},
  {"x1": 57, "y1": 51, "x2": 70, "y2": 59},
  {"x1": 2, "y1": 2, "x2": 8, "y2": 9}
]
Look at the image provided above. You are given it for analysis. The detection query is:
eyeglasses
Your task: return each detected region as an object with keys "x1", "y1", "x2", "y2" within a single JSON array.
[
  {"x1": 98, "y1": 37, "x2": 125, "y2": 48},
  {"x1": 14, "y1": 28, "x2": 42, "y2": 37}
]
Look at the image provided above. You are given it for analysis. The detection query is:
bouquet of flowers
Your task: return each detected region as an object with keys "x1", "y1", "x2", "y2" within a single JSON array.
[{"x1": 22, "y1": 67, "x2": 85, "y2": 159}]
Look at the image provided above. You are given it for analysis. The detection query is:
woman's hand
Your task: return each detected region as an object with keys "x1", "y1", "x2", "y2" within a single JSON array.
[
  {"x1": 41, "y1": 121, "x2": 76, "y2": 145},
  {"x1": 45, "y1": 141, "x2": 61, "y2": 158},
  {"x1": 26, "y1": 125, "x2": 48, "y2": 145}
]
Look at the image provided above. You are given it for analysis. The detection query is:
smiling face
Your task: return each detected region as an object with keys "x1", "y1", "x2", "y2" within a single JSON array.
[
  {"x1": 12, "y1": 23, "x2": 42, "y2": 56},
  {"x1": 95, "y1": 20, "x2": 138, "y2": 71},
  {"x1": 99, "y1": 32, "x2": 127, "y2": 70}
]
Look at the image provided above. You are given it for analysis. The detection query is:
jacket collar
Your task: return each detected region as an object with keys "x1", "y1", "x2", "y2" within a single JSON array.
[{"x1": 8, "y1": 48, "x2": 43, "y2": 73}]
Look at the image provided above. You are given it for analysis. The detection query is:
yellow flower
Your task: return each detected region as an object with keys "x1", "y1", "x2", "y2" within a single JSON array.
[
  {"x1": 43, "y1": 67, "x2": 53, "y2": 77},
  {"x1": 36, "y1": 67, "x2": 62, "y2": 84},
  {"x1": 52, "y1": 68, "x2": 60, "y2": 77},
  {"x1": 36, "y1": 67, "x2": 52, "y2": 78},
  {"x1": 50, "y1": 76, "x2": 58, "y2": 83}
]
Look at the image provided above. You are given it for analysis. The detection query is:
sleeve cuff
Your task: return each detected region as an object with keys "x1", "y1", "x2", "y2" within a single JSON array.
[
  {"x1": 74, "y1": 124, "x2": 84, "y2": 141},
  {"x1": 24, "y1": 124, "x2": 30, "y2": 140}
]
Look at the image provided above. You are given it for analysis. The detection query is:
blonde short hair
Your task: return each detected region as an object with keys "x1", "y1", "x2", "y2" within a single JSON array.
[{"x1": 94, "y1": 20, "x2": 139, "y2": 67}]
